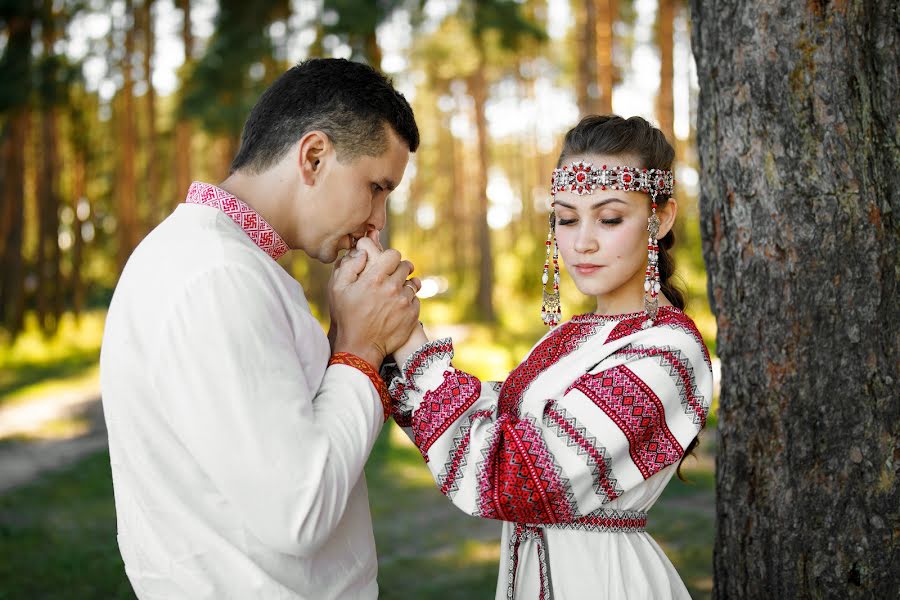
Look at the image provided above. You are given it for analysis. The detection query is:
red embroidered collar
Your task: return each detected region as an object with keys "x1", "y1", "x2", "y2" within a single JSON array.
[{"x1": 185, "y1": 181, "x2": 290, "y2": 261}]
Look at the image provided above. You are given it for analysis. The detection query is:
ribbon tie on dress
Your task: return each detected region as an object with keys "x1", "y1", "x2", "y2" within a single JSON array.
[{"x1": 506, "y1": 508, "x2": 648, "y2": 600}]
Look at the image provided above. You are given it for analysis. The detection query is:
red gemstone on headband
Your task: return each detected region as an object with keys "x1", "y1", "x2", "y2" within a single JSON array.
[{"x1": 576, "y1": 172, "x2": 586, "y2": 182}]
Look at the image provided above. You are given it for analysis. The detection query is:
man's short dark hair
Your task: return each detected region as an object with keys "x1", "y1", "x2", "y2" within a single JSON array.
[{"x1": 230, "y1": 58, "x2": 419, "y2": 174}]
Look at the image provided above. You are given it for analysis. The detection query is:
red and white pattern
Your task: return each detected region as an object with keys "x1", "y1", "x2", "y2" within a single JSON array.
[
  {"x1": 571, "y1": 366, "x2": 682, "y2": 480},
  {"x1": 185, "y1": 182, "x2": 290, "y2": 261},
  {"x1": 414, "y1": 370, "x2": 481, "y2": 460},
  {"x1": 387, "y1": 307, "x2": 713, "y2": 599}
]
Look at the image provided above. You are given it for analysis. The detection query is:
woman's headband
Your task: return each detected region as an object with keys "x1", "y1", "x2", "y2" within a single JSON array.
[{"x1": 550, "y1": 161, "x2": 674, "y2": 199}]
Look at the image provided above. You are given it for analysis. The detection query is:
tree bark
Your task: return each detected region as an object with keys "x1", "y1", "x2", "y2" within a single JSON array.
[
  {"x1": 174, "y1": 0, "x2": 193, "y2": 200},
  {"x1": 141, "y1": 0, "x2": 159, "y2": 228},
  {"x1": 655, "y1": 0, "x2": 675, "y2": 143},
  {"x1": 117, "y1": 0, "x2": 139, "y2": 272},
  {"x1": 469, "y1": 46, "x2": 495, "y2": 322},
  {"x1": 0, "y1": 9, "x2": 32, "y2": 337},
  {"x1": 576, "y1": 0, "x2": 598, "y2": 115},
  {"x1": 593, "y1": 0, "x2": 617, "y2": 114},
  {"x1": 36, "y1": 0, "x2": 62, "y2": 333},
  {"x1": 691, "y1": 0, "x2": 899, "y2": 597}
]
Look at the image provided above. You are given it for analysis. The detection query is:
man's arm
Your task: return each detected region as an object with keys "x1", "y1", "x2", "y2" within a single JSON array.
[{"x1": 152, "y1": 263, "x2": 389, "y2": 556}]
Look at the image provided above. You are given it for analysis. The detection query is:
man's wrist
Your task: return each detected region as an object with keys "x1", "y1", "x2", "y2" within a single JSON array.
[{"x1": 333, "y1": 340, "x2": 384, "y2": 372}]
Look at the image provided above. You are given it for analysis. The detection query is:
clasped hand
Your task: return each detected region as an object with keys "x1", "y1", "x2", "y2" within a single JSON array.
[{"x1": 328, "y1": 235, "x2": 422, "y2": 369}]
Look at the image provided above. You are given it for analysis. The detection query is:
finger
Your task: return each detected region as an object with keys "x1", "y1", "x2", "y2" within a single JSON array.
[
  {"x1": 407, "y1": 276, "x2": 422, "y2": 292},
  {"x1": 355, "y1": 237, "x2": 382, "y2": 264},
  {"x1": 386, "y1": 260, "x2": 415, "y2": 288},
  {"x1": 332, "y1": 248, "x2": 367, "y2": 284},
  {"x1": 402, "y1": 279, "x2": 418, "y2": 300},
  {"x1": 366, "y1": 228, "x2": 384, "y2": 252},
  {"x1": 369, "y1": 248, "x2": 403, "y2": 278}
]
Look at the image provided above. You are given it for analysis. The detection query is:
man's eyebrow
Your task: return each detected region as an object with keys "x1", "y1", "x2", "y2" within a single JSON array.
[{"x1": 380, "y1": 178, "x2": 396, "y2": 191}]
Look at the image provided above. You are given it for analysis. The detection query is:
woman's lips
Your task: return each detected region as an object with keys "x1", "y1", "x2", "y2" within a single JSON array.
[{"x1": 573, "y1": 264, "x2": 603, "y2": 275}]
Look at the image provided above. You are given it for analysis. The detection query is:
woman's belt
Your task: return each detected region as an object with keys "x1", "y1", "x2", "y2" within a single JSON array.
[{"x1": 506, "y1": 508, "x2": 648, "y2": 600}]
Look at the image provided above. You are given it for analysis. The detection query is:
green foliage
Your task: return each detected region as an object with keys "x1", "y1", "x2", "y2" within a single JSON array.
[{"x1": 179, "y1": 0, "x2": 290, "y2": 136}]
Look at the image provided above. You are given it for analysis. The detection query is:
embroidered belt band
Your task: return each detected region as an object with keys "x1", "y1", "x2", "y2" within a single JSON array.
[{"x1": 507, "y1": 509, "x2": 648, "y2": 600}]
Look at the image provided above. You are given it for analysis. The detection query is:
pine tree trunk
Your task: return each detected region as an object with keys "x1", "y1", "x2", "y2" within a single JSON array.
[
  {"x1": 691, "y1": 0, "x2": 899, "y2": 597},
  {"x1": 71, "y1": 149, "x2": 87, "y2": 319},
  {"x1": 141, "y1": 0, "x2": 159, "y2": 228},
  {"x1": 576, "y1": 0, "x2": 598, "y2": 115},
  {"x1": 117, "y1": 0, "x2": 139, "y2": 272},
  {"x1": 174, "y1": 0, "x2": 193, "y2": 200},
  {"x1": 594, "y1": 0, "x2": 617, "y2": 114},
  {"x1": 655, "y1": 0, "x2": 675, "y2": 143},
  {"x1": 470, "y1": 47, "x2": 495, "y2": 322},
  {"x1": 37, "y1": 0, "x2": 62, "y2": 333},
  {"x1": 0, "y1": 10, "x2": 32, "y2": 336}
]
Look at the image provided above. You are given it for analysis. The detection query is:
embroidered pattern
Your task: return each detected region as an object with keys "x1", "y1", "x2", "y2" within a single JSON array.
[
  {"x1": 543, "y1": 401, "x2": 623, "y2": 503},
  {"x1": 328, "y1": 352, "x2": 391, "y2": 422},
  {"x1": 436, "y1": 409, "x2": 494, "y2": 498},
  {"x1": 498, "y1": 320, "x2": 600, "y2": 415},
  {"x1": 389, "y1": 338, "x2": 454, "y2": 420},
  {"x1": 613, "y1": 345, "x2": 709, "y2": 426},
  {"x1": 508, "y1": 509, "x2": 647, "y2": 600},
  {"x1": 477, "y1": 414, "x2": 575, "y2": 524},
  {"x1": 185, "y1": 182, "x2": 289, "y2": 261},
  {"x1": 572, "y1": 365, "x2": 682, "y2": 479},
  {"x1": 413, "y1": 370, "x2": 481, "y2": 460}
]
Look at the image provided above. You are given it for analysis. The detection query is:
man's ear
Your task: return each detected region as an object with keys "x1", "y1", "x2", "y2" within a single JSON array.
[
  {"x1": 297, "y1": 131, "x2": 331, "y2": 186},
  {"x1": 658, "y1": 197, "x2": 678, "y2": 239}
]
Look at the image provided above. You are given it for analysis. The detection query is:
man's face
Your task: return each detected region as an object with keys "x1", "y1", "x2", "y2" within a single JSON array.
[{"x1": 306, "y1": 128, "x2": 410, "y2": 263}]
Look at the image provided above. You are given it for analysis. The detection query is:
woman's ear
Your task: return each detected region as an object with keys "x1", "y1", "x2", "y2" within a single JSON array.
[
  {"x1": 657, "y1": 197, "x2": 678, "y2": 239},
  {"x1": 297, "y1": 130, "x2": 330, "y2": 185}
]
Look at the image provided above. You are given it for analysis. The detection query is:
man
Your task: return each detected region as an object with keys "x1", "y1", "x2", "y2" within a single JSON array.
[{"x1": 100, "y1": 58, "x2": 421, "y2": 599}]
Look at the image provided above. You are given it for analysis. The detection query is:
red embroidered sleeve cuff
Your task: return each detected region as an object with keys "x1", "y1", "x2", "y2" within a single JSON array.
[{"x1": 328, "y1": 352, "x2": 391, "y2": 423}]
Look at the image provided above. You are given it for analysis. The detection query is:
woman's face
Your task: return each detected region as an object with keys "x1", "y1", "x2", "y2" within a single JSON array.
[{"x1": 552, "y1": 154, "x2": 675, "y2": 313}]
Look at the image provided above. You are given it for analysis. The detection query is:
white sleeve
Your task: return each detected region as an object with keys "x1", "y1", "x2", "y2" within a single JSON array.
[{"x1": 152, "y1": 263, "x2": 384, "y2": 556}]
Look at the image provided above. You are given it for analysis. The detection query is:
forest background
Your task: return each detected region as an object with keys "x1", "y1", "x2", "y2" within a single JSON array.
[{"x1": 2, "y1": 0, "x2": 725, "y2": 597}]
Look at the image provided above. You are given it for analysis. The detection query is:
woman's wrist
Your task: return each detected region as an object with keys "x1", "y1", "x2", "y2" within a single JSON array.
[{"x1": 393, "y1": 323, "x2": 429, "y2": 367}]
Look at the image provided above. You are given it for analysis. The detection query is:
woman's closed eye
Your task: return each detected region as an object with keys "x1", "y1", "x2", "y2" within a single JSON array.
[{"x1": 556, "y1": 217, "x2": 623, "y2": 226}]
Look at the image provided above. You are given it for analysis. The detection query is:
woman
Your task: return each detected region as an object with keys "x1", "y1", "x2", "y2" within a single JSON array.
[{"x1": 389, "y1": 115, "x2": 713, "y2": 599}]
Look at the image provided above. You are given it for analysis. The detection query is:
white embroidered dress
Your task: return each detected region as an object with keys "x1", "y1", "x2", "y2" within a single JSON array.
[{"x1": 388, "y1": 307, "x2": 713, "y2": 599}]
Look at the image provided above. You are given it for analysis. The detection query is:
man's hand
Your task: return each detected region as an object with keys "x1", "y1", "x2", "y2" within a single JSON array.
[{"x1": 328, "y1": 237, "x2": 421, "y2": 369}]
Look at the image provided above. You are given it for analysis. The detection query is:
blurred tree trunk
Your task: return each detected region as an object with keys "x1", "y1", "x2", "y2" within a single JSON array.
[
  {"x1": 655, "y1": 0, "x2": 675, "y2": 143},
  {"x1": 174, "y1": 0, "x2": 193, "y2": 199},
  {"x1": 72, "y1": 147, "x2": 87, "y2": 318},
  {"x1": 0, "y1": 8, "x2": 33, "y2": 336},
  {"x1": 575, "y1": 0, "x2": 598, "y2": 115},
  {"x1": 36, "y1": 0, "x2": 62, "y2": 333},
  {"x1": 140, "y1": 0, "x2": 159, "y2": 228},
  {"x1": 594, "y1": 0, "x2": 617, "y2": 114},
  {"x1": 117, "y1": 0, "x2": 139, "y2": 272},
  {"x1": 691, "y1": 0, "x2": 899, "y2": 597},
  {"x1": 469, "y1": 44, "x2": 495, "y2": 322}
]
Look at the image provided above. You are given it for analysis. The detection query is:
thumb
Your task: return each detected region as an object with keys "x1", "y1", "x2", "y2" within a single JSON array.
[{"x1": 356, "y1": 237, "x2": 382, "y2": 264}]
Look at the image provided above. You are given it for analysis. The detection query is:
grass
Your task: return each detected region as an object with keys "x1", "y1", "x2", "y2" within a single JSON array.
[
  {"x1": 0, "y1": 421, "x2": 715, "y2": 599},
  {"x1": 0, "y1": 311, "x2": 105, "y2": 407},
  {"x1": 0, "y1": 310, "x2": 716, "y2": 598}
]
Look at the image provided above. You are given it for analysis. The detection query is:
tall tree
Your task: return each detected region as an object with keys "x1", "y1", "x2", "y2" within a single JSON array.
[
  {"x1": 463, "y1": 0, "x2": 544, "y2": 321},
  {"x1": 174, "y1": 0, "x2": 193, "y2": 198},
  {"x1": 181, "y1": 0, "x2": 290, "y2": 177},
  {"x1": 35, "y1": 0, "x2": 64, "y2": 332},
  {"x1": 116, "y1": 0, "x2": 139, "y2": 272},
  {"x1": 691, "y1": 1, "x2": 898, "y2": 597},
  {"x1": 593, "y1": 0, "x2": 617, "y2": 114},
  {"x1": 655, "y1": 0, "x2": 675, "y2": 143},
  {"x1": 0, "y1": 0, "x2": 34, "y2": 336},
  {"x1": 139, "y1": 0, "x2": 160, "y2": 228}
]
